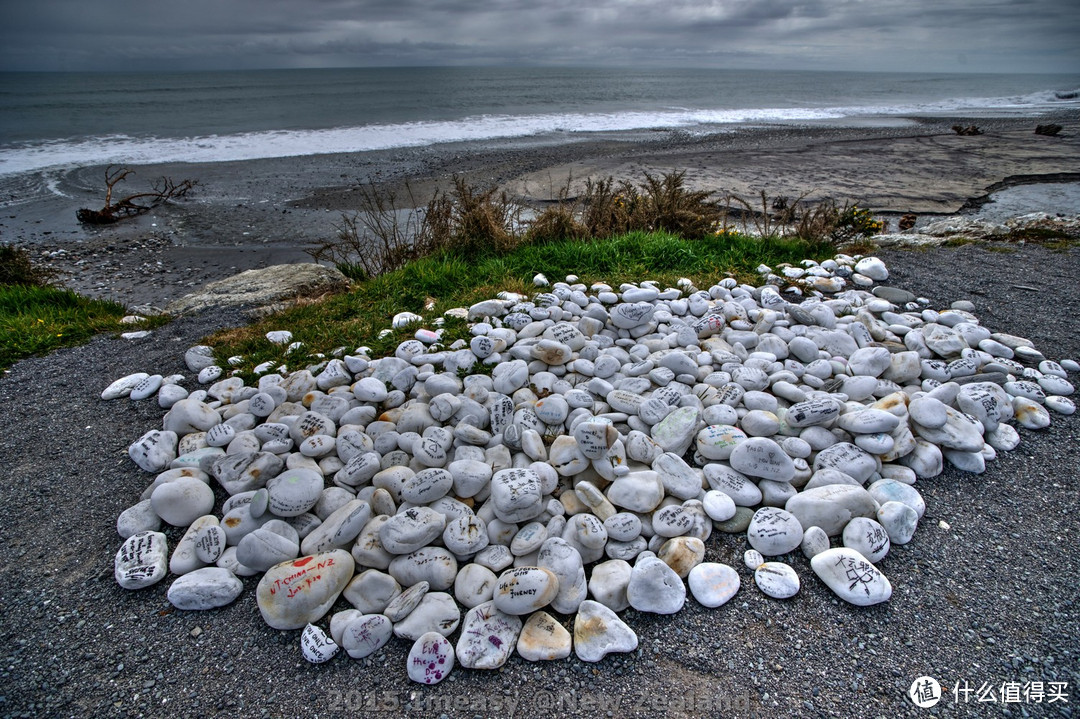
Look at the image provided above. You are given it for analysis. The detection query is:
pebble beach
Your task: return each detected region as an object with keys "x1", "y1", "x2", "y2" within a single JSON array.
[{"x1": 2, "y1": 114, "x2": 1080, "y2": 718}]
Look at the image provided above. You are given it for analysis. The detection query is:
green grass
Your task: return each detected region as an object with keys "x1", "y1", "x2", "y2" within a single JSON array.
[
  {"x1": 0, "y1": 285, "x2": 167, "y2": 371},
  {"x1": 208, "y1": 231, "x2": 838, "y2": 377}
]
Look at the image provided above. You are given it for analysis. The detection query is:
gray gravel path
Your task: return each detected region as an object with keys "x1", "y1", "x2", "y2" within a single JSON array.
[{"x1": 0, "y1": 242, "x2": 1077, "y2": 719}]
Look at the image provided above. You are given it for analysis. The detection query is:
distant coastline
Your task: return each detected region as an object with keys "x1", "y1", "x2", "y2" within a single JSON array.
[{"x1": 2, "y1": 67, "x2": 1078, "y2": 178}]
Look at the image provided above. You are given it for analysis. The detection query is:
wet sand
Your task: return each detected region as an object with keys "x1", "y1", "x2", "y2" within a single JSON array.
[{"x1": 2, "y1": 111, "x2": 1078, "y2": 308}]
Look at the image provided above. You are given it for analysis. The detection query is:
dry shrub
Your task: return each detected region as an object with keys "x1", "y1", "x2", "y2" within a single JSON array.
[
  {"x1": 447, "y1": 177, "x2": 520, "y2": 255},
  {"x1": 639, "y1": 170, "x2": 722, "y2": 238}
]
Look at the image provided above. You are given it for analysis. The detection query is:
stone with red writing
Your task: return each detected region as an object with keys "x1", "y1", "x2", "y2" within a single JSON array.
[
  {"x1": 341, "y1": 613, "x2": 393, "y2": 659},
  {"x1": 811, "y1": 547, "x2": 893, "y2": 606},
  {"x1": 455, "y1": 600, "x2": 522, "y2": 669},
  {"x1": 517, "y1": 610, "x2": 572, "y2": 661},
  {"x1": 301, "y1": 623, "x2": 340, "y2": 664},
  {"x1": 493, "y1": 566, "x2": 560, "y2": 615},
  {"x1": 406, "y1": 631, "x2": 455, "y2": 685},
  {"x1": 115, "y1": 531, "x2": 169, "y2": 590},
  {"x1": 573, "y1": 599, "x2": 638, "y2": 662},
  {"x1": 256, "y1": 549, "x2": 355, "y2": 630},
  {"x1": 167, "y1": 567, "x2": 243, "y2": 610}
]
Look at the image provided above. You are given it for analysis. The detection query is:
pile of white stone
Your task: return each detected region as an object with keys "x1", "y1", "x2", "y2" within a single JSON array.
[{"x1": 106, "y1": 254, "x2": 1077, "y2": 683}]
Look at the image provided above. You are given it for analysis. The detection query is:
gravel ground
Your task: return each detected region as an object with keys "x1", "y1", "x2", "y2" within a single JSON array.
[{"x1": 1, "y1": 242, "x2": 1078, "y2": 719}]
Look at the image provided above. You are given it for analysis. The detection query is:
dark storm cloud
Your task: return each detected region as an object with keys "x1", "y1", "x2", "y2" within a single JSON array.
[{"x1": 1, "y1": 0, "x2": 1077, "y2": 72}]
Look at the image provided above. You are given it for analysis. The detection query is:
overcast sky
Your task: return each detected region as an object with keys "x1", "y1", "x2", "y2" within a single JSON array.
[{"x1": 1, "y1": 0, "x2": 1078, "y2": 74}]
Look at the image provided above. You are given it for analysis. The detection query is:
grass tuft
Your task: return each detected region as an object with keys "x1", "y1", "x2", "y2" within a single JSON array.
[{"x1": 0, "y1": 244, "x2": 167, "y2": 371}]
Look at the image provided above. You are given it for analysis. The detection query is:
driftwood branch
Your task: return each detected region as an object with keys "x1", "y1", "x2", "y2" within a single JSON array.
[{"x1": 76, "y1": 165, "x2": 197, "y2": 225}]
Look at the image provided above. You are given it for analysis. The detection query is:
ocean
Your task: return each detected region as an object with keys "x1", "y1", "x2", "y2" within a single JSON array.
[{"x1": 1, "y1": 67, "x2": 1078, "y2": 179}]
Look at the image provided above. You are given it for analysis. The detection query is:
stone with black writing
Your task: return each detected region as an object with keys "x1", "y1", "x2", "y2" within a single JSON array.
[
  {"x1": 301, "y1": 623, "x2": 340, "y2": 664},
  {"x1": 115, "y1": 531, "x2": 168, "y2": 590},
  {"x1": 747, "y1": 507, "x2": 804, "y2": 556},
  {"x1": 393, "y1": 591, "x2": 461, "y2": 640},
  {"x1": 841, "y1": 516, "x2": 891, "y2": 563},
  {"x1": 729, "y1": 437, "x2": 795, "y2": 482},
  {"x1": 574, "y1": 600, "x2": 638, "y2": 662},
  {"x1": 785, "y1": 398, "x2": 840, "y2": 428},
  {"x1": 754, "y1": 561, "x2": 800, "y2": 599},
  {"x1": 442, "y1": 514, "x2": 489, "y2": 556},
  {"x1": 128, "y1": 430, "x2": 179, "y2": 473},
  {"x1": 167, "y1": 567, "x2": 244, "y2": 610},
  {"x1": 695, "y1": 424, "x2": 747, "y2": 461},
  {"x1": 812, "y1": 442, "x2": 878, "y2": 483},
  {"x1": 517, "y1": 610, "x2": 572, "y2": 661},
  {"x1": 341, "y1": 613, "x2": 394, "y2": 659},
  {"x1": 490, "y1": 468, "x2": 544, "y2": 523},
  {"x1": 407, "y1": 631, "x2": 455, "y2": 684},
  {"x1": 626, "y1": 555, "x2": 686, "y2": 614},
  {"x1": 454, "y1": 563, "x2": 498, "y2": 609},
  {"x1": 256, "y1": 550, "x2": 355, "y2": 630},
  {"x1": 687, "y1": 562, "x2": 740, "y2": 608},
  {"x1": 572, "y1": 421, "x2": 618, "y2": 459},
  {"x1": 811, "y1": 547, "x2": 892, "y2": 606},
  {"x1": 388, "y1": 547, "x2": 459, "y2": 591},
  {"x1": 455, "y1": 600, "x2": 522, "y2": 669},
  {"x1": 492, "y1": 566, "x2": 560, "y2": 615},
  {"x1": 379, "y1": 506, "x2": 446, "y2": 554}
]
